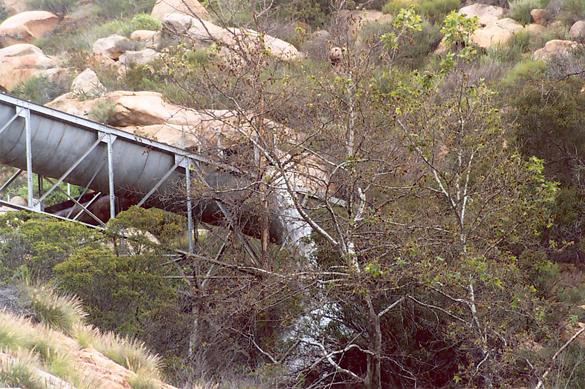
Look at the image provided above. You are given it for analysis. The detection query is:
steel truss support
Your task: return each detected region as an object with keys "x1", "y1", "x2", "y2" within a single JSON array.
[
  {"x1": 37, "y1": 136, "x2": 103, "y2": 204},
  {"x1": 137, "y1": 156, "x2": 185, "y2": 207},
  {"x1": 16, "y1": 107, "x2": 34, "y2": 209},
  {"x1": 183, "y1": 158, "x2": 195, "y2": 253},
  {"x1": 44, "y1": 177, "x2": 106, "y2": 226},
  {"x1": 0, "y1": 169, "x2": 23, "y2": 196},
  {"x1": 106, "y1": 134, "x2": 117, "y2": 219}
]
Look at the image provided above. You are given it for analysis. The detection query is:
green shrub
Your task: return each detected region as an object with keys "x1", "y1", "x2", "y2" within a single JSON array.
[
  {"x1": 558, "y1": 0, "x2": 585, "y2": 24},
  {"x1": 509, "y1": 0, "x2": 549, "y2": 24},
  {"x1": 95, "y1": 0, "x2": 156, "y2": 19},
  {"x1": 27, "y1": 0, "x2": 79, "y2": 17},
  {"x1": 89, "y1": 100, "x2": 116, "y2": 124},
  {"x1": 485, "y1": 30, "x2": 530, "y2": 64},
  {"x1": 27, "y1": 284, "x2": 86, "y2": 335},
  {"x1": 0, "y1": 5, "x2": 9, "y2": 23},
  {"x1": 129, "y1": 13, "x2": 161, "y2": 31},
  {"x1": 0, "y1": 355, "x2": 43, "y2": 389},
  {"x1": 501, "y1": 58, "x2": 546, "y2": 85},
  {"x1": 11, "y1": 75, "x2": 69, "y2": 105},
  {"x1": 383, "y1": 0, "x2": 415, "y2": 14},
  {"x1": 383, "y1": 0, "x2": 459, "y2": 22}
]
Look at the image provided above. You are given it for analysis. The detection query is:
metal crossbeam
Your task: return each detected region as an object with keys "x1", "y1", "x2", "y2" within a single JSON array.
[
  {"x1": 137, "y1": 157, "x2": 185, "y2": 207},
  {"x1": 37, "y1": 138, "x2": 102, "y2": 204},
  {"x1": 0, "y1": 169, "x2": 22, "y2": 195}
]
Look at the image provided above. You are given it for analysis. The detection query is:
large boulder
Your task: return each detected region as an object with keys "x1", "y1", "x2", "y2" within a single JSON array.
[
  {"x1": 472, "y1": 18, "x2": 524, "y2": 48},
  {"x1": 119, "y1": 48, "x2": 160, "y2": 66},
  {"x1": 331, "y1": 10, "x2": 393, "y2": 38},
  {"x1": 130, "y1": 29, "x2": 161, "y2": 49},
  {"x1": 92, "y1": 34, "x2": 133, "y2": 60},
  {"x1": 163, "y1": 15, "x2": 302, "y2": 62},
  {"x1": 530, "y1": 9, "x2": 551, "y2": 26},
  {"x1": 0, "y1": 44, "x2": 65, "y2": 90},
  {"x1": 151, "y1": 0, "x2": 210, "y2": 21},
  {"x1": 526, "y1": 23, "x2": 546, "y2": 36},
  {"x1": 0, "y1": 11, "x2": 59, "y2": 46},
  {"x1": 70, "y1": 68, "x2": 106, "y2": 98},
  {"x1": 47, "y1": 91, "x2": 296, "y2": 148},
  {"x1": 459, "y1": 3, "x2": 505, "y2": 26},
  {"x1": 570, "y1": 20, "x2": 585, "y2": 41},
  {"x1": 533, "y1": 39, "x2": 582, "y2": 61}
]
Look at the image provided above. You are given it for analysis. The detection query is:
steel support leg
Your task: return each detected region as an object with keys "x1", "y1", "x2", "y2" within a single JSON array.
[
  {"x1": 106, "y1": 135, "x2": 117, "y2": 219},
  {"x1": 185, "y1": 160, "x2": 194, "y2": 253},
  {"x1": 17, "y1": 107, "x2": 34, "y2": 209}
]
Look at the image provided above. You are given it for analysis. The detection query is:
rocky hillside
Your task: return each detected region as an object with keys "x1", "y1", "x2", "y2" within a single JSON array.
[
  {"x1": 0, "y1": 284, "x2": 178, "y2": 389},
  {"x1": 1, "y1": 0, "x2": 585, "y2": 388}
]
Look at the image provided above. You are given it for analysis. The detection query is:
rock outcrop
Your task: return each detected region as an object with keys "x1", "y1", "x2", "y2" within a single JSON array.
[
  {"x1": 0, "y1": 44, "x2": 65, "y2": 90},
  {"x1": 130, "y1": 29, "x2": 161, "y2": 49},
  {"x1": 332, "y1": 10, "x2": 393, "y2": 38},
  {"x1": 472, "y1": 18, "x2": 524, "y2": 48},
  {"x1": 459, "y1": 3, "x2": 505, "y2": 26},
  {"x1": 533, "y1": 39, "x2": 582, "y2": 61},
  {"x1": 530, "y1": 8, "x2": 551, "y2": 25},
  {"x1": 71, "y1": 68, "x2": 106, "y2": 98},
  {"x1": 92, "y1": 34, "x2": 133, "y2": 60},
  {"x1": 151, "y1": 0, "x2": 210, "y2": 21},
  {"x1": 162, "y1": 14, "x2": 302, "y2": 62},
  {"x1": 119, "y1": 48, "x2": 160, "y2": 66},
  {"x1": 46, "y1": 90, "x2": 326, "y2": 195},
  {"x1": 0, "y1": 11, "x2": 59, "y2": 46},
  {"x1": 570, "y1": 20, "x2": 585, "y2": 40}
]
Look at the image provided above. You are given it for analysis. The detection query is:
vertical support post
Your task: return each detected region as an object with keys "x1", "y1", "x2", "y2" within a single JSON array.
[
  {"x1": 37, "y1": 175, "x2": 44, "y2": 211},
  {"x1": 185, "y1": 159, "x2": 194, "y2": 253},
  {"x1": 106, "y1": 134, "x2": 117, "y2": 220},
  {"x1": 17, "y1": 107, "x2": 34, "y2": 209}
]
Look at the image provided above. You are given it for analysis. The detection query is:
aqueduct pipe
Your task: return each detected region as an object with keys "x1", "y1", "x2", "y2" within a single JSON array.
[{"x1": 0, "y1": 93, "x2": 285, "y2": 243}]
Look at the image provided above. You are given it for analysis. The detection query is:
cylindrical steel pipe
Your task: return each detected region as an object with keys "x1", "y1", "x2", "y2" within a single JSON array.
[{"x1": 0, "y1": 97, "x2": 284, "y2": 243}]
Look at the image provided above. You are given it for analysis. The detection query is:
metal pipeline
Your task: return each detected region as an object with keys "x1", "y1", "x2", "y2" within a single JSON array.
[{"x1": 0, "y1": 94, "x2": 284, "y2": 243}]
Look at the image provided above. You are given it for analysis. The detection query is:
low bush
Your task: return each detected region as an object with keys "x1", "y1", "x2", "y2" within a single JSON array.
[
  {"x1": 558, "y1": 0, "x2": 585, "y2": 23},
  {"x1": 95, "y1": 0, "x2": 156, "y2": 19},
  {"x1": 88, "y1": 100, "x2": 116, "y2": 124},
  {"x1": 501, "y1": 58, "x2": 546, "y2": 85},
  {"x1": 27, "y1": 284, "x2": 86, "y2": 335},
  {"x1": 27, "y1": 0, "x2": 79, "y2": 17},
  {"x1": 11, "y1": 75, "x2": 70, "y2": 105},
  {"x1": 485, "y1": 30, "x2": 531, "y2": 64},
  {"x1": 383, "y1": 0, "x2": 459, "y2": 22},
  {"x1": 510, "y1": 0, "x2": 549, "y2": 24}
]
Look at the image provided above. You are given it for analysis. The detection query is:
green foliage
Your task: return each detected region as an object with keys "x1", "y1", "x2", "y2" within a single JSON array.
[
  {"x1": 27, "y1": 0, "x2": 79, "y2": 17},
  {"x1": 107, "y1": 207, "x2": 186, "y2": 247},
  {"x1": 502, "y1": 58, "x2": 546, "y2": 85},
  {"x1": 129, "y1": 13, "x2": 161, "y2": 31},
  {"x1": 95, "y1": 0, "x2": 156, "y2": 19},
  {"x1": 559, "y1": 0, "x2": 585, "y2": 23},
  {"x1": 27, "y1": 284, "x2": 86, "y2": 335},
  {"x1": 509, "y1": 0, "x2": 549, "y2": 24},
  {"x1": 0, "y1": 355, "x2": 44, "y2": 389},
  {"x1": 0, "y1": 5, "x2": 9, "y2": 22},
  {"x1": 384, "y1": 0, "x2": 459, "y2": 22},
  {"x1": 54, "y1": 247, "x2": 168, "y2": 333},
  {"x1": 485, "y1": 30, "x2": 530, "y2": 64},
  {"x1": 11, "y1": 75, "x2": 70, "y2": 105},
  {"x1": 89, "y1": 100, "x2": 116, "y2": 124},
  {"x1": 0, "y1": 214, "x2": 103, "y2": 281},
  {"x1": 92, "y1": 331, "x2": 161, "y2": 378},
  {"x1": 274, "y1": 0, "x2": 330, "y2": 27}
]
